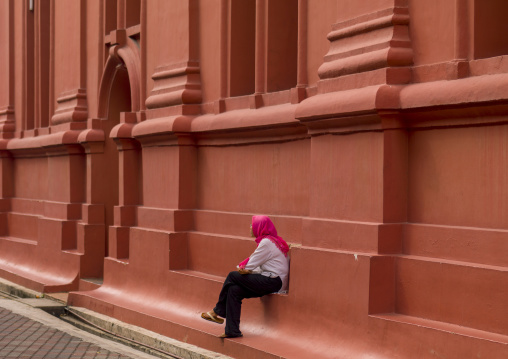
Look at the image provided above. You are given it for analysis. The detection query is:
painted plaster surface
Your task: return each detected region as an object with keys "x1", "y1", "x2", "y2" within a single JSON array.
[{"x1": 0, "y1": 0, "x2": 507, "y2": 358}]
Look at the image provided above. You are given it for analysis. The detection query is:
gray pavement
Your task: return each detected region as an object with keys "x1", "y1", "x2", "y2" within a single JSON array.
[
  {"x1": 0, "y1": 297, "x2": 164, "y2": 359},
  {"x1": 0, "y1": 278, "x2": 232, "y2": 359}
]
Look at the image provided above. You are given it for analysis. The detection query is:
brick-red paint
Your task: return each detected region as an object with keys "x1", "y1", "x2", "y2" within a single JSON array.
[{"x1": 0, "y1": 1, "x2": 507, "y2": 358}]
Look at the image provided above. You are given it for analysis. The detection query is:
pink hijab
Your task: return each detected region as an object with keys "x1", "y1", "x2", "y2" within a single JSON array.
[{"x1": 238, "y1": 215, "x2": 289, "y2": 269}]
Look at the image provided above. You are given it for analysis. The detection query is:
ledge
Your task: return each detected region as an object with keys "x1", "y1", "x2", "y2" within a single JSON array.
[
  {"x1": 191, "y1": 103, "x2": 298, "y2": 133},
  {"x1": 295, "y1": 85, "x2": 402, "y2": 134},
  {"x1": 297, "y1": 70, "x2": 508, "y2": 132},
  {"x1": 132, "y1": 103, "x2": 307, "y2": 145},
  {"x1": 131, "y1": 115, "x2": 194, "y2": 138},
  {"x1": 0, "y1": 131, "x2": 84, "y2": 154}
]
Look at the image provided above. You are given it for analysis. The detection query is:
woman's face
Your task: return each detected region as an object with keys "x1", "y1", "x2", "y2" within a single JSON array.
[{"x1": 250, "y1": 224, "x2": 254, "y2": 237}]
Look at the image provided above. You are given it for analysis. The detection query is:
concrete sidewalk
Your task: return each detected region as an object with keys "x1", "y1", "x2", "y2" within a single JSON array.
[{"x1": 0, "y1": 279, "x2": 232, "y2": 359}]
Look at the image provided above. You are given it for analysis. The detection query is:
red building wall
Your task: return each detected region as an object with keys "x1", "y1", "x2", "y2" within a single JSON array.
[{"x1": 0, "y1": 0, "x2": 507, "y2": 358}]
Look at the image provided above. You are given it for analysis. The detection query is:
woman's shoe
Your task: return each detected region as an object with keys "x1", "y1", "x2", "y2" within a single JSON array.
[{"x1": 201, "y1": 311, "x2": 224, "y2": 324}]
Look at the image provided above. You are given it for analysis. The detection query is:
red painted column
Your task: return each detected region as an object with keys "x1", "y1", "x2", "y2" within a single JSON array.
[
  {"x1": 137, "y1": 0, "x2": 200, "y2": 211},
  {"x1": 0, "y1": 0, "x2": 15, "y2": 138},
  {"x1": 0, "y1": 151, "x2": 13, "y2": 238},
  {"x1": 144, "y1": 0, "x2": 201, "y2": 113},
  {"x1": 254, "y1": 0, "x2": 266, "y2": 96},
  {"x1": 51, "y1": 0, "x2": 88, "y2": 130},
  {"x1": 291, "y1": 0, "x2": 307, "y2": 104}
]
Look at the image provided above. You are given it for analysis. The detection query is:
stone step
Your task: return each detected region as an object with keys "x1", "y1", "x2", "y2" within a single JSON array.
[
  {"x1": 6, "y1": 212, "x2": 39, "y2": 241},
  {"x1": 68, "y1": 241, "x2": 508, "y2": 358},
  {"x1": 372, "y1": 313, "x2": 508, "y2": 344},
  {"x1": 370, "y1": 313, "x2": 508, "y2": 357},
  {"x1": 68, "y1": 248, "x2": 350, "y2": 359},
  {"x1": 0, "y1": 236, "x2": 81, "y2": 293},
  {"x1": 186, "y1": 232, "x2": 258, "y2": 276},
  {"x1": 403, "y1": 223, "x2": 508, "y2": 267},
  {"x1": 395, "y1": 254, "x2": 508, "y2": 336},
  {"x1": 79, "y1": 278, "x2": 104, "y2": 291}
]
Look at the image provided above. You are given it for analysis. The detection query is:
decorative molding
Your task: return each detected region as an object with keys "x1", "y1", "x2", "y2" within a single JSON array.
[
  {"x1": 0, "y1": 106, "x2": 15, "y2": 138},
  {"x1": 97, "y1": 40, "x2": 142, "y2": 118},
  {"x1": 318, "y1": 5, "x2": 413, "y2": 82},
  {"x1": 51, "y1": 88, "x2": 88, "y2": 125},
  {"x1": 145, "y1": 61, "x2": 202, "y2": 110}
]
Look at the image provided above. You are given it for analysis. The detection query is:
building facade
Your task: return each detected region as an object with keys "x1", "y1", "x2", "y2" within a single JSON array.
[{"x1": 0, "y1": 0, "x2": 507, "y2": 357}]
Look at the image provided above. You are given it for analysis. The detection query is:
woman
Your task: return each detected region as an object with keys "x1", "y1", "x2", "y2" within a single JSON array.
[{"x1": 201, "y1": 215, "x2": 290, "y2": 338}]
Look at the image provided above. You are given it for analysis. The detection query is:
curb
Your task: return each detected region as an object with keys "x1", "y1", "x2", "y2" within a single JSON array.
[
  {"x1": 0, "y1": 278, "x2": 233, "y2": 359},
  {"x1": 0, "y1": 277, "x2": 44, "y2": 299},
  {"x1": 66, "y1": 307, "x2": 232, "y2": 359}
]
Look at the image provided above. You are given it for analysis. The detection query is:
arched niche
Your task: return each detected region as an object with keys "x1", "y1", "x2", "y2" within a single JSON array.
[
  {"x1": 98, "y1": 38, "x2": 141, "y2": 119},
  {"x1": 91, "y1": 37, "x2": 141, "y2": 258}
]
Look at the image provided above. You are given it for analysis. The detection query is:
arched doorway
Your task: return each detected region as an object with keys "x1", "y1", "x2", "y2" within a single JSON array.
[
  {"x1": 82, "y1": 39, "x2": 141, "y2": 281},
  {"x1": 102, "y1": 64, "x2": 132, "y2": 255}
]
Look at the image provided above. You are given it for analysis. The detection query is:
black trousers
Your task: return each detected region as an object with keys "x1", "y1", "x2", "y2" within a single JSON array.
[{"x1": 213, "y1": 271, "x2": 282, "y2": 336}]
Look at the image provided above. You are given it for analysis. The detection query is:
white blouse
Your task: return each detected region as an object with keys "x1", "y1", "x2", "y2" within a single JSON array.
[{"x1": 244, "y1": 238, "x2": 290, "y2": 292}]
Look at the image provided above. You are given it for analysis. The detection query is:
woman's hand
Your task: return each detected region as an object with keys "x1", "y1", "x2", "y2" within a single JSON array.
[{"x1": 238, "y1": 268, "x2": 252, "y2": 275}]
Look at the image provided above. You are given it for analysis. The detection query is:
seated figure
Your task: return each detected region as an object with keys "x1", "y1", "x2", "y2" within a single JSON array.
[{"x1": 201, "y1": 215, "x2": 290, "y2": 338}]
